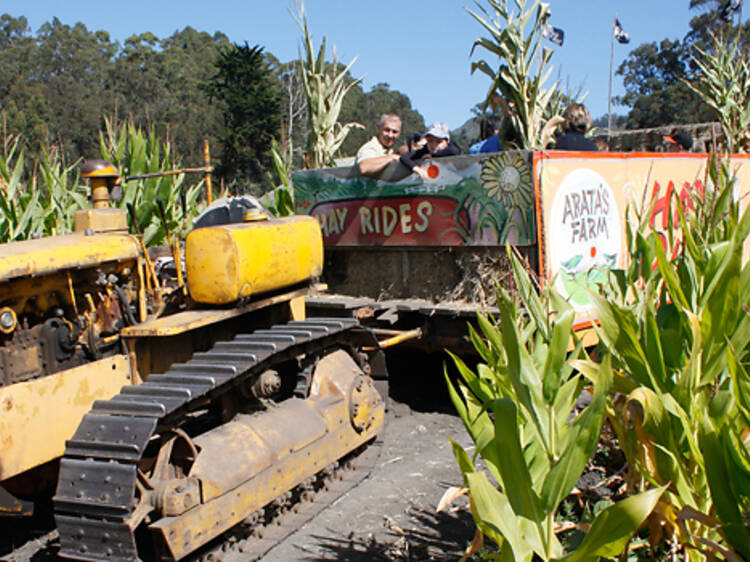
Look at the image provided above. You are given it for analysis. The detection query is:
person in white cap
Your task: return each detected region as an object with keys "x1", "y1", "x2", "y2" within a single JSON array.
[
  {"x1": 355, "y1": 113, "x2": 402, "y2": 176},
  {"x1": 400, "y1": 122, "x2": 460, "y2": 180}
]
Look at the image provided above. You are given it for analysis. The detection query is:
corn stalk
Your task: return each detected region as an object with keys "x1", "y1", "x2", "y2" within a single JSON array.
[
  {"x1": 580, "y1": 155, "x2": 750, "y2": 559},
  {"x1": 447, "y1": 248, "x2": 665, "y2": 560},
  {"x1": 0, "y1": 136, "x2": 88, "y2": 242},
  {"x1": 686, "y1": 33, "x2": 750, "y2": 154},
  {"x1": 99, "y1": 117, "x2": 205, "y2": 246},
  {"x1": 261, "y1": 138, "x2": 296, "y2": 217},
  {"x1": 468, "y1": 0, "x2": 558, "y2": 149},
  {"x1": 293, "y1": 5, "x2": 363, "y2": 168}
]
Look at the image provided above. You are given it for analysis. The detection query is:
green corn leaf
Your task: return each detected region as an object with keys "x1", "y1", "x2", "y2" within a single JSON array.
[
  {"x1": 551, "y1": 374, "x2": 582, "y2": 426},
  {"x1": 699, "y1": 422, "x2": 750, "y2": 559},
  {"x1": 556, "y1": 485, "x2": 666, "y2": 562},
  {"x1": 451, "y1": 437, "x2": 477, "y2": 475},
  {"x1": 728, "y1": 343, "x2": 750, "y2": 427},
  {"x1": 643, "y1": 304, "x2": 668, "y2": 392},
  {"x1": 541, "y1": 355, "x2": 610, "y2": 513},
  {"x1": 448, "y1": 350, "x2": 493, "y2": 405},
  {"x1": 653, "y1": 229, "x2": 689, "y2": 311},
  {"x1": 464, "y1": 470, "x2": 534, "y2": 561},
  {"x1": 587, "y1": 291, "x2": 653, "y2": 389},
  {"x1": 498, "y1": 295, "x2": 549, "y2": 452},
  {"x1": 542, "y1": 309, "x2": 574, "y2": 402},
  {"x1": 722, "y1": 429, "x2": 750, "y2": 503},
  {"x1": 468, "y1": 323, "x2": 494, "y2": 365},
  {"x1": 489, "y1": 398, "x2": 542, "y2": 521}
]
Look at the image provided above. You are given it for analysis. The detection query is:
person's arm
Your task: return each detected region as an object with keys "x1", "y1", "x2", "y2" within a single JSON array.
[
  {"x1": 431, "y1": 141, "x2": 461, "y2": 157},
  {"x1": 399, "y1": 146, "x2": 428, "y2": 171},
  {"x1": 357, "y1": 153, "x2": 399, "y2": 176}
]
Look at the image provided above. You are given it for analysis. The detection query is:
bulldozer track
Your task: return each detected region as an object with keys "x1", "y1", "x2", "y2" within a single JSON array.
[
  {"x1": 52, "y1": 317, "x2": 386, "y2": 561},
  {"x1": 191, "y1": 436, "x2": 381, "y2": 562}
]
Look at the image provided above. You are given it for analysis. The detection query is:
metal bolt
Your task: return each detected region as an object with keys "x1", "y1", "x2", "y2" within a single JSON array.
[{"x1": 0, "y1": 310, "x2": 15, "y2": 330}]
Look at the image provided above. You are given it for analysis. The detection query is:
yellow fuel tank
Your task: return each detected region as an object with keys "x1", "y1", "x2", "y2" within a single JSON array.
[{"x1": 185, "y1": 216, "x2": 323, "y2": 305}]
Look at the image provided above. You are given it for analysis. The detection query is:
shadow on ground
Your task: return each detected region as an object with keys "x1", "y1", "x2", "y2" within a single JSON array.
[
  {"x1": 386, "y1": 348, "x2": 478, "y2": 415},
  {"x1": 286, "y1": 507, "x2": 475, "y2": 561}
]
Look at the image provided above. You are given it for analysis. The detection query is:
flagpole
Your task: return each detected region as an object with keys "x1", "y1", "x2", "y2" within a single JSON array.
[{"x1": 608, "y1": 13, "x2": 616, "y2": 145}]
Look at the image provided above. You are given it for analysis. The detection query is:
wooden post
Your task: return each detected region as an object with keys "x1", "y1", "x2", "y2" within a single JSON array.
[{"x1": 203, "y1": 139, "x2": 213, "y2": 205}]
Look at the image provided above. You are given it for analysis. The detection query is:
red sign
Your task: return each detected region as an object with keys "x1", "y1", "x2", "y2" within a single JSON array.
[{"x1": 310, "y1": 197, "x2": 469, "y2": 246}]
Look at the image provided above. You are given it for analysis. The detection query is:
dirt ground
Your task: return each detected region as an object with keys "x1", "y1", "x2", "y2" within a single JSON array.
[
  {"x1": 263, "y1": 406, "x2": 477, "y2": 561},
  {"x1": 264, "y1": 349, "x2": 479, "y2": 561}
]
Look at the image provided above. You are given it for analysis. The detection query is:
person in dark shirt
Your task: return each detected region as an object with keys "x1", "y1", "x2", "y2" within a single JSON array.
[
  {"x1": 400, "y1": 122, "x2": 461, "y2": 180},
  {"x1": 663, "y1": 130, "x2": 693, "y2": 152},
  {"x1": 550, "y1": 103, "x2": 598, "y2": 151}
]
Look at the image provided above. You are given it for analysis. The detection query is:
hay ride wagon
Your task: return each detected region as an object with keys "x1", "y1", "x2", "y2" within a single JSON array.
[{"x1": 293, "y1": 150, "x2": 750, "y2": 354}]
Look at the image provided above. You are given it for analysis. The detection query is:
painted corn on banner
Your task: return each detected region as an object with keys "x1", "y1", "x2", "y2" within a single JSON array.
[
  {"x1": 536, "y1": 151, "x2": 750, "y2": 317},
  {"x1": 292, "y1": 152, "x2": 537, "y2": 246}
]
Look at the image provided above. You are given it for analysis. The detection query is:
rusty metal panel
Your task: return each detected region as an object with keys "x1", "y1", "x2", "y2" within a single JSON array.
[
  {"x1": 190, "y1": 399, "x2": 328, "y2": 502},
  {"x1": 0, "y1": 232, "x2": 139, "y2": 282},
  {"x1": 120, "y1": 287, "x2": 308, "y2": 338},
  {"x1": 0, "y1": 343, "x2": 43, "y2": 385},
  {"x1": 0, "y1": 355, "x2": 131, "y2": 481}
]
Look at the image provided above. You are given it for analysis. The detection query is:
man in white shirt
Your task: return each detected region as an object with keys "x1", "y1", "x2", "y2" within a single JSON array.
[{"x1": 355, "y1": 113, "x2": 402, "y2": 176}]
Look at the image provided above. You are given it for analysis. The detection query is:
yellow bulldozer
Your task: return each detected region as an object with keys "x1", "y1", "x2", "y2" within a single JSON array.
[{"x1": 0, "y1": 160, "x2": 386, "y2": 560}]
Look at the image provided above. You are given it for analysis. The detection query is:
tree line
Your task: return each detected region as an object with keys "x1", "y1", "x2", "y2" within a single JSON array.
[
  {"x1": 0, "y1": 14, "x2": 425, "y2": 192},
  {"x1": 615, "y1": 0, "x2": 750, "y2": 128}
]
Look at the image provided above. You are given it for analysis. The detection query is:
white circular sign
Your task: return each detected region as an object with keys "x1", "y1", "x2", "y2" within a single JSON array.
[{"x1": 549, "y1": 168, "x2": 621, "y2": 309}]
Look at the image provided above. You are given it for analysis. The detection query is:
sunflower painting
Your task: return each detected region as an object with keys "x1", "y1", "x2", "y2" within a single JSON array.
[{"x1": 479, "y1": 153, "x2": 534, "y2": 240}]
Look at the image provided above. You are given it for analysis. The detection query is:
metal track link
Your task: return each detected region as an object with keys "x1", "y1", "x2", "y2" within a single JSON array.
[
  {"x1": 53, "y1": 317, "x2": 383, "y2": 561},
  {"x1": 192, "y1": 436, "x2": 383, "y2": 561}
]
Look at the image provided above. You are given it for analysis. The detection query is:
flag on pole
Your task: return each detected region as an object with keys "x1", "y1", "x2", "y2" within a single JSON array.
[
  {"x1": 720, "y1": 0, "x2": 742, "y2": 22},
  {"x1": 543, "y1": 23, "x2": 565, "y2": 46},
  {"x1": 614, "y1": 18, "x2": 630, "y2": 44}
]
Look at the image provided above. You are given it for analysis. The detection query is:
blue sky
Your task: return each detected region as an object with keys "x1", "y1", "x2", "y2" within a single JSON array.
[{"x1": 4, "y1": 1, "x2": 725, "y2": 130}]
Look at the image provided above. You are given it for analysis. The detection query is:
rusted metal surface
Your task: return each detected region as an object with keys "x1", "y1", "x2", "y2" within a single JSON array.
[
  {"x1": 0, "y1": 355, "x2": 130, "y2": 481},
  {"x1": 0, "y1": 486, "x2": 33, "y2": 516},
  {"x1": 120, "y1": 287, "x2": 309, "y2": 338},
  {"x1": 0, "y1": 232, "x2": 139, "y2": 282},
  {"x1": 54, "y1": 320, "x2": 386, "y2": 561},
  {"x1": 374, "y1": 327, "x2": 423, "y2": 349}
]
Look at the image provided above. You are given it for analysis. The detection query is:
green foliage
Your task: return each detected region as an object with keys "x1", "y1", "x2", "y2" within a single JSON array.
[
  {"x1": 204, "y1": 43, "x2": 281, "y2": 189},
  {"x1": 616, "y1": 1, "x2": 750, "y2": 128},
  {"x1": 0, "y1": 135, "x2": 88, "y2": 242},
  {"x1": 99, "y1": 117, "x2": 205, "y2": 246},
  {"x1": 467, "y1": 0, "x2": 558, "y2": 149},
  {"x1": 294, "y1": 5, "x2": 364, "y2": 168},
  {"x1": 615, "y1": 39, "x2": 710, "y2": 128},
  {"x1": 686, "y1": 33, "x2": 750, "y2": 153},
  {"x1": 586, "y1": 154, "x2": 750, "y2": 558},
  {"x1": 261, "y1": 138, "x2": 296, "y2": 217},
  {"x1": 0, "y1": 14, "x2": 229, "y2": 173},
  {"x1": 447, "y1": 248, "x2": 663, "y2": 560},
  {"x1": 0, "y1": 11, "x2": 426, "y2": 179}
]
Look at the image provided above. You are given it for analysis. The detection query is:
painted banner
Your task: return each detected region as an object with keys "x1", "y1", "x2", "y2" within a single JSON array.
[
  {"x1": 536, "y1": 152, "x2": 750, "y2": 318},
  {"x1": 293, "y1": 152, "x2": 537, "y2": 246},
  {"x1": 294, "y1": 150, "x2": 750, "y2": 323}
]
